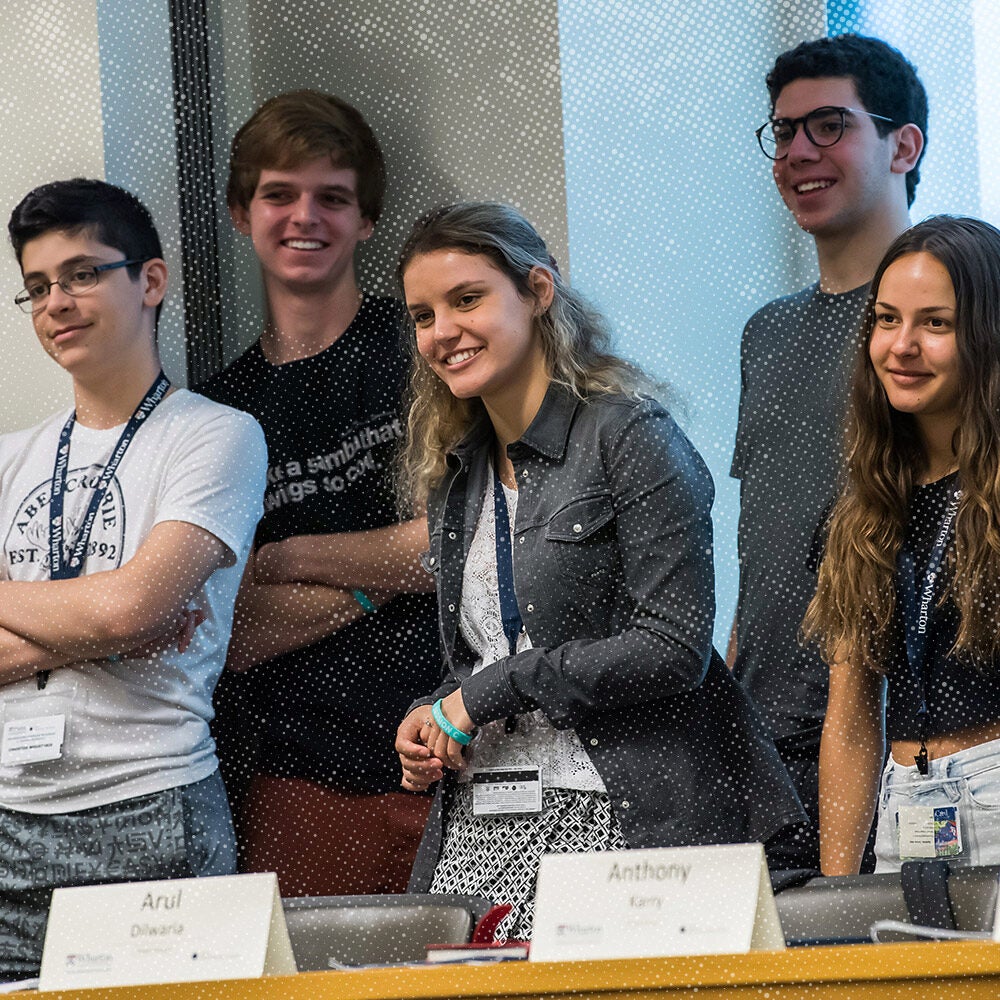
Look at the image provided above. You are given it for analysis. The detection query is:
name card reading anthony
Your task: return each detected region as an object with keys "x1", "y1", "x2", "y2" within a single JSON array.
[
  {"x1": 529, "y1": 843, "x2": 783, "y2": 962},
  {"x1": 38, "y1": 872, "x2": 296, "y2": 990}
]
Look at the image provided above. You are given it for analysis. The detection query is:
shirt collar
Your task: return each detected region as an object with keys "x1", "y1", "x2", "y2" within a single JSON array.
[{"x1": 450, "y1": 381, "x2": 580, "y2": 462}]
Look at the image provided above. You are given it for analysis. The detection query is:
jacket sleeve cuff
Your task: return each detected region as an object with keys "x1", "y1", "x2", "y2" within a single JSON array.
[
  {"x1": 460, "y1": 657, "x2": 525, "y2": 725},
  {"x1": 406, "y1": 679, "x2": 460, "y2": 718}
]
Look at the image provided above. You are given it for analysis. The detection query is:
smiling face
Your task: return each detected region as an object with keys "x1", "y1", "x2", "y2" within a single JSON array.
[
  {"x1": 868, "y1": 251, "x2": 960, "y2": 432},
  {"x1": 231, "y1": 156, "x2": 373, "y2": 294},
  {"x1": 20, "y1": 229, "x2": 164, "y2": 378},
  {"x1": 403, "y1": 249, "x2": 552, "y2": 414},
  {"x1": 770, "y1": 76, "x2": 899, "y2": 240}
]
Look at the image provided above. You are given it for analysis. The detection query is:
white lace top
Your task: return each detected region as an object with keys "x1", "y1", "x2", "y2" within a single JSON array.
[{"x1": 456, "y1": 465, "x2": 605, "y2": 791}]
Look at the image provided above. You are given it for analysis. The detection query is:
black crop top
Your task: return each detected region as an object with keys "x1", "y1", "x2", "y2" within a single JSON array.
[{"x1": 885, "y1": 472, "x2": 1000, "y2": 741}]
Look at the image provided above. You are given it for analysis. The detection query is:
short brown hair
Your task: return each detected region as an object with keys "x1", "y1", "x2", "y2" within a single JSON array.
[{"x1": 226, "y1": 90, "x2": 386, "y2": 223}]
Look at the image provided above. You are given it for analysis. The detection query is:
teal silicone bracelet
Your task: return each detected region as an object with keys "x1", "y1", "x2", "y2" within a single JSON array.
[
  {"x1": 432, "y1": 698, "x2": 472, "y2": 746},
  {"x1": 352, "y1": 589, "x2": 377, "y2": 614}
]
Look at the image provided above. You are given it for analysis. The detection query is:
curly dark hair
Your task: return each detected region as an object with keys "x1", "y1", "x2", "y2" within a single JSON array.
[{"x1": 767, "y1": 34, "x2": 928, "y2": 207}]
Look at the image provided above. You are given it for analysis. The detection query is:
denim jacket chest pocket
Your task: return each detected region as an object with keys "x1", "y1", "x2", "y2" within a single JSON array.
[{"x1": 542, "y1": 492, "x2": 618, "y2": 588}]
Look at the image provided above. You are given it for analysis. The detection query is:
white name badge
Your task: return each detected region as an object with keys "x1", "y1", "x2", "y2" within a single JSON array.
[
  {"x1": 472, "y1": 766, "x2": 543, "y2": 815},
  {"x1": 38, "y1": 872, "x2": 296, "y2": 990},
  {"x1": 1, "y1": 714, "x2": 65, "y2": 766},
  {"x1": 529, "y1": 843, "x2": 784, "y2": 962},
  {"x1": 897, "y1": 804, "x2": 963, "y2": 860}
]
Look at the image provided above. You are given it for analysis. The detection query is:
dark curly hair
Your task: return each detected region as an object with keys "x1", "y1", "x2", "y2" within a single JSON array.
[{"x1": 767, "y1": 34, "x2": 928, "y2": 207}]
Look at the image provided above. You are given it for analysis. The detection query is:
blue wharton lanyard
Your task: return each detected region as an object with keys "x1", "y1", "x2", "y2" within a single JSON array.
[
  {"x1": 49, "y1": 372, "x2": 171, "y2": 581},
  {"x1": 492, "y1": 466, "x2": 523, "y2": 657},
  {"x1": 895, "y1": 484, "x2": 962, "y2": 774}
]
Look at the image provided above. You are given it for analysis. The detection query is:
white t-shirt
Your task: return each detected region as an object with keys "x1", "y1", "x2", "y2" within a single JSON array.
[{"x1": 0, "y1": 389, "x2": 266, "y2": 813}]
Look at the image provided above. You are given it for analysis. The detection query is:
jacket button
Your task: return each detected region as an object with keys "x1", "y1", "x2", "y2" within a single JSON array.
[
  {"x1": 448, "y1": 531, "x2": 457, "y2": 539},
  {"x1": 526, "y1": 604, "x2": 534, "y2": 612},
  {"x1": 429, "y1": 557, "x2": 436, "y2": 566},
  {"x1": 448, "y1": 603, "x2": 456, "y2": 612},
  {"x1": 621, "y1": 800, "x2": 630, "y2": 809},
  {"x1": 518, "y1": 536, "x2": 525, "y2": 544},
  {"x1": 522, "y1": 469, "x2": 529, "y2": 478},
  {"x1": 589, "y1": 737, "x2": 598, "y2": 746},
  {"x1": 573, "y1": 523, "x2": 583, "y2": 533}
]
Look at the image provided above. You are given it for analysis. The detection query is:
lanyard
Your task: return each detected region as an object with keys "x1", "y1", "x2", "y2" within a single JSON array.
[
  {"x1": 49, "y1": 372, "x2": 170, "y2": 581},
  {"x1": 38, "y1": 372, "x2": 170, "y2": 690},
  {"x1": 493, "y1": 466, "x2": 523, "y2": 657},
  {"x1": 896, "y1": 483, "x2": 961, "y2": 773}
]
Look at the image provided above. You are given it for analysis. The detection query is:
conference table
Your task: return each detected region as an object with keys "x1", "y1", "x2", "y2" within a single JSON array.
[{"x1": 35, "y1": 938, "x2": 1000, "y2": 998}]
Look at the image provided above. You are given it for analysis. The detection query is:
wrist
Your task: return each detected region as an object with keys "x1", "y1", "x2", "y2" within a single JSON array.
[{"x1": 432, "y1": 698, "x2": 472, "y2": 745}]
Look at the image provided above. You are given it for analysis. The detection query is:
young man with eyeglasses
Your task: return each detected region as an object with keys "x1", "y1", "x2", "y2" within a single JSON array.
[
  {"x1": 729, "y1": 35, "x2": 927, "y2": 873},
  {"x1": 198, "y1": 91, "x2": 439, "y2": 897},
  {"x1": 0, "y1": 178, "x2": 266, "y2": 981}
]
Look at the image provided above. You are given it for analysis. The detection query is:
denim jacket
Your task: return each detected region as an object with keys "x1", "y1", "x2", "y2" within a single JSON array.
[{"x1": 408, "y1": 384, "x2": 803, "y2": 890}]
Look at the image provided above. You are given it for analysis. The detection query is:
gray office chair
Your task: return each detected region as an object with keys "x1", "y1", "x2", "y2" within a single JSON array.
[
  {"x1": 281, "y1": 893, "x2": 496, "y2": 969},
  {"x1": 775, "y1": 863, "x2": 1000, "y2": 945}
]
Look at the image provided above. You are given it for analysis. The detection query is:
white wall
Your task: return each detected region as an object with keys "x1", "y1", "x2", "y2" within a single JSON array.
[
  {"x1": 0, "y1": 0, "x2": 105, "y2": 434},
  {"x1": 212, "y1": 0, "x2": 569, "y2": 363},
  {"x1": 558, "y1": 0, "x2": 828, "y2": 645}
]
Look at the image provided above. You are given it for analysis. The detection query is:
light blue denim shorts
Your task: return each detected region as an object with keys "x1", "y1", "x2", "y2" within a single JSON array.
[{"x1": 875, "y1": 737, "x2": 1000, "y2": 872}]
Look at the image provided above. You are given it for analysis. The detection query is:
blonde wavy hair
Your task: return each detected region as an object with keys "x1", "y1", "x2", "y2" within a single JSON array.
[
  {"x1": 397, "y1": 202, "x2": 654, "y2": 507},
  {"x1": 803, "y1": 216, "x2": 1000, "y2": 671}
]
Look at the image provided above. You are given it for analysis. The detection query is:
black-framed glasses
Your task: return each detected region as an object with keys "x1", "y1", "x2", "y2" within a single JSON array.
[
  {"x1": 755, "y1": 106, "x2": 896, "y2": 160},
  {"x1": 14, "y1": 258, "x2": 151, "y2": 314}
]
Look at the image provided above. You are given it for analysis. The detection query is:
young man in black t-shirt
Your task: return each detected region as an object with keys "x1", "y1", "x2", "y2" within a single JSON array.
[
  {"x1": 730, "y1": 36, "x2": 927, "y2": 871},
  {"x1": 200, "y1": 91, "x2": 439, "y2": 895}
]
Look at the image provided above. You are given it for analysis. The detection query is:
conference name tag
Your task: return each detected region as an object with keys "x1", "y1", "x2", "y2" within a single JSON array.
[
  {"x1": 472, "y1": 766, "x2": 543, "y2": 815},
  {"x1": 1, "y1": 714, "x2": 65, "y2": 766},
  {"x1": 38, "y1": 872, "x2": 296, "y2": 990},
  {"x1": 530, "y1": 843, "x2": 784, "y2": 962},
  {"x1": 897, "y1": 804, "x2": 963, "y2": 860}
]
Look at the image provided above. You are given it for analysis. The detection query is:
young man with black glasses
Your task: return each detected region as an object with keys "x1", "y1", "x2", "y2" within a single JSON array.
[
  {"x1": 729, "y1": 35, "x2": 927, "y2": 872},
  {"x1": 0, "y1": 178, "x2": 266, "y2": 981}
]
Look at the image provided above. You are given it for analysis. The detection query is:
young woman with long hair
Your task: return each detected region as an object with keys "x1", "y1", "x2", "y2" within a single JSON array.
[
  {"x1": 805, "y1": 215, "x2": 1000, "y2": 874},
  {"x1": 394, "y1": 202, "x2": 802, "y2": 937}
]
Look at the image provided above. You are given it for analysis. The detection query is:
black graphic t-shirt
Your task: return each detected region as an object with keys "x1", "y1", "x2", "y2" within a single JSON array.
[{"x1": 200, "y1": 296, "x2": 440, "y2": 793}]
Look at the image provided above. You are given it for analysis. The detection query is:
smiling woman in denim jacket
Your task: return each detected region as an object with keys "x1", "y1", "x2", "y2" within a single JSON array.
[{"x1": 394, "y1": 202, "x2": 803, "y2": 939}]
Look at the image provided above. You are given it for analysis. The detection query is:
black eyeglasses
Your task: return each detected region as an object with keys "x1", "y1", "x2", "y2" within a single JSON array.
[
  {"x1": 755, "y1": 106, "x2": 896, "y2": 160},
  {"x1": 14, "y1": 258, "x2": 151, "y2": 314}
]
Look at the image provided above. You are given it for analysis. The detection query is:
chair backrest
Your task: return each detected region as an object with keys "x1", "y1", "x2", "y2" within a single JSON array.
[
  {"x1": 775, "y1": 865, "x2": 1000, "y2": 945},
  {"x1": 281, "y1": 893, "x2": 494, "y2": 970}
]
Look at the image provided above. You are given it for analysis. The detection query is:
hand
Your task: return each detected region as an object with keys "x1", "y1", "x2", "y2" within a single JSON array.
[
  {"x1": 396, "y1": 704, "x2": 445, "y2": 791},
  {"x1": 425, "y1": 689, "x2": 474, "y2": 771},
  {"x1": 121, "y1": 607, "x2": 207, "y2": 660}
]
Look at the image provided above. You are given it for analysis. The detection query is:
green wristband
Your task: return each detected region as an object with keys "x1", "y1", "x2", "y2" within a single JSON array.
[
  {"x1": 352, "y1": 589, "x2": 377, "y2": 614},
  {"x1": 432, "y1": 698, "x2": 472, "y2": 746}
]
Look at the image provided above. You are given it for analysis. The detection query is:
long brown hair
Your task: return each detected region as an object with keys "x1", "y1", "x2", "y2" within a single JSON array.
[
  {"x1": 803, "y1": 215, "x2": 1000, "y2": 670},
  {"x1": 396, "y1": 202, "x2": 654, "y2": 507}
]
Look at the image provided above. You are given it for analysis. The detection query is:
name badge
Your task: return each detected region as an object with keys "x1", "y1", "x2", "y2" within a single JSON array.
[
  {"x1": 897, "y1": 804, "x2": 963, "y2": 860},
  {"x1": 1, "y1": 714, "x2": 66, "y2": 766},
  {"x1": 472, "y1": 767, "x2": 542, "y2": 816}
]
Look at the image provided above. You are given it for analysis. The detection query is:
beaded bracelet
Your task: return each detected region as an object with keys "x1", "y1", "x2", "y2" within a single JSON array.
[
  {"x1": 352, "y1": 589, "x2": 377, "y2": 613},
  {"x1": 432, "y1": 698, "x2": 472, "y2": 746}
]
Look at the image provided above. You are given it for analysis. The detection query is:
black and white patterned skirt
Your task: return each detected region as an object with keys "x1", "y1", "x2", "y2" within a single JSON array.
[{"x1": 428, "y1": 784, "x2": 628, "y2": 940}]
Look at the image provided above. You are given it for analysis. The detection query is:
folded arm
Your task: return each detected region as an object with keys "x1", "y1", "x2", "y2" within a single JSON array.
[
  {"x1": 224, "y1": 561, "x2": 378, "y2": 672},
  {"x1": 254, "y1": 517, "x2": 434, "y2": 592},
  {"x1": 0, "y1": 627, "x2": 82, "y2": 685},
  {"x1": 0, "y1": 520, "x2": 229, "y2": 659}
]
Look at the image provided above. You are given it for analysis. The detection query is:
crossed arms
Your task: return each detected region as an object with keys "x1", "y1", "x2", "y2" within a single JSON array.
[
  {"x1": 224, "y1": 516, "x2": 434, "y2": 672},
  {"x1": 0, "y1": 520, "x2": 229, "y2": 685}
]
